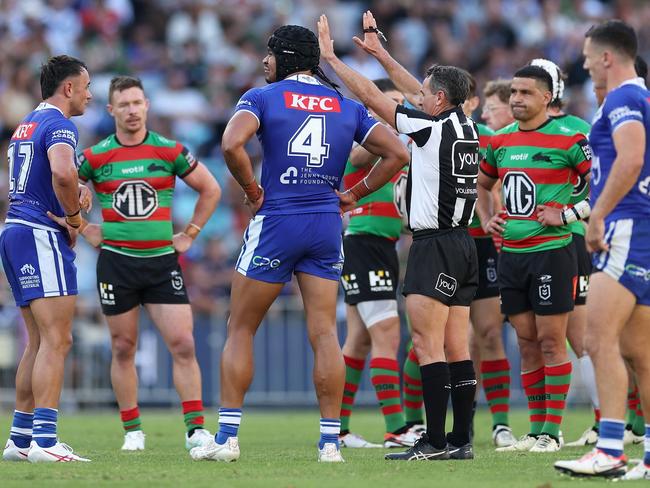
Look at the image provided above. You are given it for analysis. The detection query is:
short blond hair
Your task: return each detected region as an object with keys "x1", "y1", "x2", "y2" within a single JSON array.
[{"x1": 483, "y1": 79, "x2": 511, "y2": 104}]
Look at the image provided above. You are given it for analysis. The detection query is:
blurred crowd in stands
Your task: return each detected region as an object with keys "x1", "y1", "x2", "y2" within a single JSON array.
[{"x1": 1, "y1": 0, "x2": 650, "y2": 315}]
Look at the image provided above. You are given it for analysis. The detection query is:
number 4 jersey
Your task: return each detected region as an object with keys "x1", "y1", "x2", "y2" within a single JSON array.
[
  {"x1": 234, "y1": 74, "x2": 380, "y2": 215},
  {"x1": 78, "y1": 131, "x2": 198, "y2": 257},
  {"x1": 481, "y1": 118, "x2": 591, "y2": 253},
  {"x1": 6, "y1": 103, "x2": 79, "y2": 232}
]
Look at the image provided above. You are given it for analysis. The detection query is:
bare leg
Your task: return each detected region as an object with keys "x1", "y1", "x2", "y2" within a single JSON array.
[
  {"x1": 29, "y1": 296, "x2": 75, "y2": 408},
  {"x1": 296, "y1": 272, "x2": 344, "y2": 418},
  {"x1": 147, "y1": 303, "x2": 201, "y2": 402},
  {"x1": 106, "y1": 307, "x2": 140, "y2": 410},
  {"x1": 341, "y1": 305, "x2": 371, "y2": 360},
  {"x1": 470, "y1": 297, "x2": 505, "y2": 360},
  {"x1": 15, "y1": 307, "x2": 40, "y2": 412},
  {"x1": 221, "y1": 272, "x2": 283, "y2": 407},
  {"x1": 585, "y1": 273, "x2": 636, "y2": 421}
]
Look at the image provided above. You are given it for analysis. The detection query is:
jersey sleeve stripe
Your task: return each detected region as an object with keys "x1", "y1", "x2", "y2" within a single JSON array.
[
  {"x1": 358, "y1": 121, "x2": 381, "y2": 146},
  {"x1": 575, "y1": 160, "x2": 591, "y2": 177},
  {"x1": 480, "y1": 160, "x2": 498, "y2": 178},
  {"x1": 612, "y1": 118, "x2": 644, "y2": 133},
  {"x1": 236, "y1": 109, "x2": 261, "y2": 129},
  {"x1": 46, "y1": 141, "x2": 76, "y2": 153}
]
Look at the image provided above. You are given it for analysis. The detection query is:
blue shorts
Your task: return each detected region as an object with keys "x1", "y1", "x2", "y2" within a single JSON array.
[
  {"x1": 593, "y1": 218, "x2": 650, "y2": 305},
  {"x1": 0, "y1": 224, "x2": 77, "y2": 307},
  {"x1": 235, "y1": 213, "x2": 344, "y2": 283}
]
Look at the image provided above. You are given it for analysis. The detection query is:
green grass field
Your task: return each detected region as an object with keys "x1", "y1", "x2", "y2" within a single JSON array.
[{"x1": 1, "y1": 408, "x2": 645, "y2": 487}]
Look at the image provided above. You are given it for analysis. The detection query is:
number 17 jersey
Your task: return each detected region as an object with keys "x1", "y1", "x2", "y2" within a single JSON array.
[
  {"x1": 234, "y1": 74, "x2": 379, "y2": 215},
  {"x1": 6, "y1": 103, "x2": 79, "y2": 232}
]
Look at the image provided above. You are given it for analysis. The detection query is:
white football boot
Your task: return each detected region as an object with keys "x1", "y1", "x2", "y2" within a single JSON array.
[
  {"x1": 565, "y1": 427, "x2": 598, "y2": 447},
  {"x1": 121, "y1": 430, "x2": 145, "y2": 451},
  {"x1": 339, "y1": 432, "x2": 382, "y2": 448},
  {"x1": 554, "y1": 448, "x2": 626, "y2": 478},
  {"x1": 529, "y1": 434, "x2": 560, "y2": 452},
  {"x1": 383, "y1": 429, "x2": 420, "y2": 448},
  {"x1": 190, "y1": 437, "x2": 240, "y2": 462},
  {"x1": 3, "y1": 439, "x2": 29, "y2": 461},
  {"x1": 318, "y1": 442, "x2": 345, "y2": 462},
  {"x1": 185, "y1": 428, "x2": 213, "y2": 450},
  {"x1": 496, "y1": 434, "x2": 537, "y2": 452},
  {"x1": 492, "y1": 426, "x2": 517, "y2": 448},
  {"x1": 27, "y1": 441, "x2": 91, "y2": 463},
  {"x1": 618, "y1": 461, "x2": 650, "y2": 480}
]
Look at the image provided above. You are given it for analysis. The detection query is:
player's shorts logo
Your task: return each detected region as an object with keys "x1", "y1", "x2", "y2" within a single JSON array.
[
  {"x1": 538, "y1": 283, "x2": 551, "y2": 302},
  {"x1": 113, "y1": 180, "x2": 158, "y2": 219},
  {"x1": 578, "y1": 275, "x2": 590, "y2": 298},
  {"x1": 18, "y1": 263, "x2": 40, "y2": 290},
  {"x1": 100, "y1": 282, "x2": 116, "y2": 305},
  {"x1": 503, "y1": 171, "x2": 536, "y2": 217},
  {"x1": 369, "y1": 270, "x2": 393, "y2": 292},
  {"x1": 252, "y1": 255, "x2": 281, "y2": 269},
  {"x1": 170, "y1": 270, "x2": 185, "y2": 292},
  {"x1": 486, "y1": 258, "x2": 497, "y2": 283},
  {"x1": 280, "y1": 166, "x2": 298, "y2": 184},
  {"x1": 341, "y1": 274, "x2": 359, "y2": 294},
  {"x1": 20, "y1": 263, "x2": 35, "y2": 275},
  {"x1": 625, "y1": 264, "x2": 650, "y2": 282},
  {"x1": 435, "y1": 273, "x2": 457, "y2": 297}
]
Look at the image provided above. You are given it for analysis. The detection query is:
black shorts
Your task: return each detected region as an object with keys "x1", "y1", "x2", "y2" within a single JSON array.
[
  {"x1": 341, "y1": 234, "x2": 399, "y2": 305},
  {"x1": 473, "y1": 237, "x2": 500, "y2": 301},
  {"x1": 96, "y1": 249, "x2": 189, "y2": 315},
  {"x1": 572, "y1": 233, "x2": 592, "y2": 306},
  {"x1": 498, "y1": 244, "x2": 577, "y2": 316},
  {"x1": 403, "y1": 228, "x2": 478, "y2": 307}
]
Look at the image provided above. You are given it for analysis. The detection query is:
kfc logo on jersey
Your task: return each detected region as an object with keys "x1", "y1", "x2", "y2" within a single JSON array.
[
  {"x1": 12, "y1": 123, "x2": 38, "y2": 140},
  {"x1": 283, "y1": 92, "x2": 341, "y2": 113}
]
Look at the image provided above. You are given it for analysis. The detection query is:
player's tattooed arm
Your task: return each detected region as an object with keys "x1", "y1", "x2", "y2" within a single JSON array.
[
  {"x1": 222, "y1": 110, "x2": 264, "y2": 212},
  {"x1": 318, "y1": 15, "x2": 398, "y2": 129},
  {"x1": 352, "y1": 10, "x2": 422, "y2": 107}
]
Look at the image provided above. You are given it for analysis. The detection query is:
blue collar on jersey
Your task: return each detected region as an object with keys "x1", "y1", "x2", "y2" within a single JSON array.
[
  {"x1": 618, "y1": 77, "x2": 647, "y2": 89},
  {"x1": 35, "y1": 102, "x2": 64, "y2": 115},
  {"x1": 284, "y1": 74, "x2": 322, "y2": 85}
]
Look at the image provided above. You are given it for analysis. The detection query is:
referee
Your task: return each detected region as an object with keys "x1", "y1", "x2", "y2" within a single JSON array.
[{"x1": 319, "y1": 13, "x2": 480, "y2": 460}]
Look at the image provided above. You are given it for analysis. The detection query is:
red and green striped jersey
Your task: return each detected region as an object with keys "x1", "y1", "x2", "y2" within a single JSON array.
[
  {"x1": 550, "y1": 113, "x2": 591, "y2": 237},
  {"x1": 78, "y1": 131, "x2": 198, "y2": 257},
  {"x1": 480, "y1": 118, "x2": 591, "y2": 253},
  {"x1": 469, "y1": 123, "x2": 495, "y2": 238},
  {"x1": 343, "y1": 155, "x2": 408, "y2": 240}
]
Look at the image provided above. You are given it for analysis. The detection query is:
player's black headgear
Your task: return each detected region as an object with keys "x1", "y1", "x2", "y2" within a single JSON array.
[
  {"x1": 268, "y1": 25, "x2": 342, "y2": 95},
  {"x1": 268, "y1": 25, "x2": 319, "y2": 81}
]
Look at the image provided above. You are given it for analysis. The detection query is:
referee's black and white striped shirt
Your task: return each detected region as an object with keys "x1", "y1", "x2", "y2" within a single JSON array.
[{"x1": 395, "y1": 105, "x2": 480, "y2": 232}]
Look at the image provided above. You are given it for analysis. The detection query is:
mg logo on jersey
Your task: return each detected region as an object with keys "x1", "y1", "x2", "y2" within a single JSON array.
[
  {"x1": 435, "y1": 273, "x2": 457, "y2": 297},
  {"x1": 451, "y1": 140, "x2": 480, "y2": 178},
  {"x1": 283, "y1": 92, "x2": 341, "y2": 113},
  {"x1": 113, "y1": 180, "x2": 158, "y2": 219},
  {"x1": 369, "y1": 270, "x2": 393, "y2": 292},
  {"x1": 503, "y1": 172, "x2": 536, "y2": 217}
]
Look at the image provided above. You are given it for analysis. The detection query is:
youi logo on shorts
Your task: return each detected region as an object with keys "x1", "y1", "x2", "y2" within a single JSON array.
[
  {"x1": 283, "y1": 92, "x2": 341, "y2": 113},
  {"x1": 252, "y1": 255, "x2": 281, "y2": 269},
  {"x1": 435, "y1": 273, "x2": 457, "y2": 297}
]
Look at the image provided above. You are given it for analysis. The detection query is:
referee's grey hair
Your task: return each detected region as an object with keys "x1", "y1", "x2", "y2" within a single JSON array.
[{"x1": 424, "y1": 65, "x2": 470, "y2": 106}]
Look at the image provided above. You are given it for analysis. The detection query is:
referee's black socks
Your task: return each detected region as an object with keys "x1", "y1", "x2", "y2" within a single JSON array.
[
  {"x1": 420, "y1": 362, "x2": 450, "y2": 449},
  {"x1": 448, "y1": 360, "x2": 477, "y2": 447}
]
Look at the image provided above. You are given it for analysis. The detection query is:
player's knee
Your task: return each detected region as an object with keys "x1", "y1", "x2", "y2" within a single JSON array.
[
  {"x1": 479, "y1": 323, "x2": 503, "y2": 352},
  {"x1": 112, "y1": 336, "x2": 137, "y2": 362},
  {"x1": 517, "y1": 334, "x2": 538, "y2": 357},
  {"x1": 169, "y1": 334, "x2": 196, "y2": 361},
  {"x1": 538, "y1": 334, "x2": 563, "y2": 358}
]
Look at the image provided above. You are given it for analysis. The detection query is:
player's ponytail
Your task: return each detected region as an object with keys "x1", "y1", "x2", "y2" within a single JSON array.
[{"x1": 312, "y1": 66, "x2": 344, "y2": 99}]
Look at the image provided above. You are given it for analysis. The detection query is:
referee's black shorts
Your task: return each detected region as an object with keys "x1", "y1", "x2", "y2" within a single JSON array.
[{"x1": 403, "y1": 227, "x2": 478, "y2": 306}]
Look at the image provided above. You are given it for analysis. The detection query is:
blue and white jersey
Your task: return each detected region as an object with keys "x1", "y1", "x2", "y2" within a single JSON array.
[
  {"x1": 235, "y1": 74, "x2": 380, "y2": 215},
  {"x1": 5, "y1": 102, "x2": 79, "y2": 232},
  {"x1": 590, "y1": 78, "x2": 650, "y2": 221}
]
